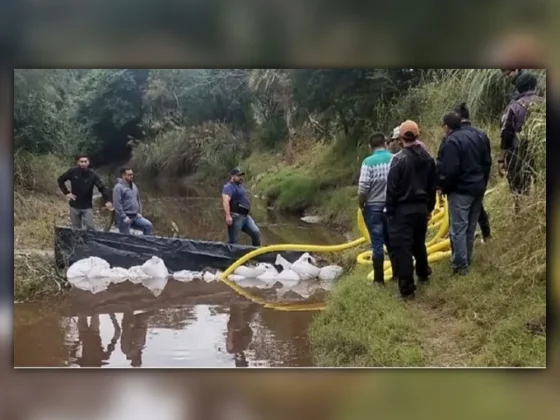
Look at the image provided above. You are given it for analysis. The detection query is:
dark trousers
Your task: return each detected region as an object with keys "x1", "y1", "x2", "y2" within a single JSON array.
[
  {"x1": 478, "y1": 203, "x2": 491, "y2": 239},
  {"x1": 388, "y1": 207, "x2": 430, "y2": 296}
]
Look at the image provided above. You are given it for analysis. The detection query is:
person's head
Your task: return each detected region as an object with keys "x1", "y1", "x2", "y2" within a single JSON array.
[
  {"x1": 76, "y1": 154, "x2": 90, "y2": 170},
  {"x1": 442, "y1": 112, "x2": 462, "y2": 136},
  {"x1": 454, "y1": 102, "x2": 470, "y2": 121},
  {"x1": 368, "y1": 132, "x2": 387, "y2": 152},
  {"x1": 398, "y1": 120, "x2": 420, "y2": 145},
  {"x1": 512, "y1": 70, "x2": 538, "y2": 94},
  {"x1": 502, "y1": 68, "x2": 521, "y2": 81},
  {"x1": 230, "y1": 167, "x2": 245, "y2": 184},
  {"x1": 120, "y1": 167, "x2": 134, "y2": 183}
]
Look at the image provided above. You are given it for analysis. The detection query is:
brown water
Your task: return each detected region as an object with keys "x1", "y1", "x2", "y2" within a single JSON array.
[{"x1": 14, "y1": 182, "x2": 347, "y2": 368}]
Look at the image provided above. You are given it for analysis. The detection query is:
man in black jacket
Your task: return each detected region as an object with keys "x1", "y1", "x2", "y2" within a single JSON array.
[
  {"x1": 453, "y1": 103, "x2": 492, "y2": 242},
  {"x1": 386, "y1": 121, "x2": 437, "y2": 299},
  {"x1": 437, "y1": 113, "x2": 492, "y2": 275},
  {"x1": 57, "y1": 155, "x2": 113, "y2": 230}
]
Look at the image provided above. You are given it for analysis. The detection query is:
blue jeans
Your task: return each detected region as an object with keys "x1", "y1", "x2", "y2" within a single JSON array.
[
  {"x1": 362, "y1": 203, "x2": 389, "y2": 261},
  {"x1": 448, "y1": 193, "x2": 483, "y2": 271},
  {"x1": 117, "y1": 215, "x2": 153, "y2": 236},
  {"x1": 228, "y1": 214, "x2": 261, "y2": 247}
]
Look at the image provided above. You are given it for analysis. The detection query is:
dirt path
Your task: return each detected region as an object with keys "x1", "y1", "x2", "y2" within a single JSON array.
[{"x1": 409, "y1": 300, "x2": 473, "y2": 367}]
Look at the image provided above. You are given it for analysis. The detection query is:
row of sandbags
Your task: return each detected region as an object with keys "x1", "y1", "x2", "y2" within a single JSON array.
[
  {"x1": 228, "y1": 253, "x2": 343, "y2": 285},
  {"x1": 66, "y1": 253, "x2": 344, "y2": 297},
  {"x1": 66, "y1": 256, "x2": 221, "y2": 296}
]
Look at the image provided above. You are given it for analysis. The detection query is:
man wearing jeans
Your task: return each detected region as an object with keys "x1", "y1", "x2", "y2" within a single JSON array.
[
  {"x1": 112, "y1": 167, "x2": 153, "y2": 235},
  {"x1": 57, "y1": 154, "x2": 113, "y2": 230},
  {"x1": 358, "y1": 132, "x2": 394, "y2": 285},
  {"x1": 222, "y1": 168, "x2": 261, "y2": 247},
  {"x1": 437, "y1": 113, "x2": 492, "y2": 275}
]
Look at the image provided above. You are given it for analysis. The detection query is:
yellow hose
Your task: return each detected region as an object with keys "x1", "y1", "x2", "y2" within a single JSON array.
[{"x1": 218, "y1": 188, "x2": 496, "y2": 312}]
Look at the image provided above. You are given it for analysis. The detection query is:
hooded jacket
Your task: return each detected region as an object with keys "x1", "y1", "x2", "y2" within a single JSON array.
[
  {"x1": 112, "y1": 178, "x2": 142, "y2": 219},
  {"x1": 385, "y1": 144, "x2": 437, "y2": 216},
  {"x1": 500, "y1": 70, "x2": 543, "y2": 151}
]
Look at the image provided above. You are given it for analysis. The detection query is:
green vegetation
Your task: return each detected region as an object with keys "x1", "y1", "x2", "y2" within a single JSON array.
[{"x1": 14, "y1": 68, "x2": 546, "y2": 366}]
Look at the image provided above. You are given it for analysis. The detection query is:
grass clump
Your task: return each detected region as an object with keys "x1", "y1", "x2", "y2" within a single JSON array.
[{"x1": 309, "y1": 267, "x2": 427, "y2": 367}]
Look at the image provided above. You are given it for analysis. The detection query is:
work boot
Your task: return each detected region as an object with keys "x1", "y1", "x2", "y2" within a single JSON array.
[
  {"x1": 417, "y1": 265, "x2": 432, "y2": 283},
  {"x1": 373, "y1": 258, "x2": 385, "y2": 286}
]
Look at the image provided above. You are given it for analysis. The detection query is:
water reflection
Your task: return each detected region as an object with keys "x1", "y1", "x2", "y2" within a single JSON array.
[{"x1": 14, "y1": 298, "x2": 317, "y2": 368}]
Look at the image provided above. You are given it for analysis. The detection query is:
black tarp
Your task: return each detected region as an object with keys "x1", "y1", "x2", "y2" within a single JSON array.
[{"x1": 54, "y1": 227, "x2": 305, "y2": 272}]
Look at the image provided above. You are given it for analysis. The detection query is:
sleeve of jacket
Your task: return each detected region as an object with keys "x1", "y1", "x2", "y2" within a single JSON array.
[
  {"x1": 385, "y1": 155, "x2": 403, "y2": 216},
  {"x1": 57, "y1": 169, "x2": 72, "y2": 195},
  {"x1": 427, "y1": 158, "x2": 437, "y2": 213},
  {"x1": 137, "y1": 188, "x2": 142, "y2": 214},
  {"x1": 482, "y1": 133, "x2": 492, "y2": 187},
  {"x1": 357, "y1": 161, "x2": 372, "y2": 197},
  {"x1": 438, "y1": 137, "x2": 461, "y2": 194},
  {"x1": 112, "y1": 185, "x2": 125, "y2": 219},
  {"x1": 93, "y1": 172, "x2": 111, "y2": 203},
  {"x1": 500, "y1": 108, "x2": 516, "y2": 150}
]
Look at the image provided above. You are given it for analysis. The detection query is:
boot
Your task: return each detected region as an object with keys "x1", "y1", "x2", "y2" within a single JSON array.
[{"x1": 373, "y1": 259, "x2": 385, "y2": 286}]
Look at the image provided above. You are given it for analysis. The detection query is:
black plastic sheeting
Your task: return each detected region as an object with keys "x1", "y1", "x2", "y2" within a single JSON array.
[{"x1": 54, "y1": 227, "x2": 306, "y2": 273}]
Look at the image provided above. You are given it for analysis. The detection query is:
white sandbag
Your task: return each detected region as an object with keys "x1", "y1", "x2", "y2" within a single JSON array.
[
  {"x1": 67, "y1": 257, "x2": 110, "y2": 281},
  {"x1": 172, "y1": 270, "x2": 201, "y2": 282},
  {"x1": 276, "y1": 269, "x2": 301, "y2": 286},
  {"x1": 142, "y1": 276, "x2": 168, "y2": 297},
  {"x1": 128, "y1": 266, "x2": 150, "y2": 284},
  {"x1": 233, "y1": 264, "x2": 267, "y2": 279},
  {"x1": 290, "y1": 253, "x2": 320, "y2": 280},
  {"x1": 256, "y1": 265, "x2": 279, "y2": 283},
  {"x1": 318, "y1": 265, "x2": 344, "y2": 282},
  {"x1": 203, "y1": 271, "x2": 221, "y2": 283},
  {"x1": 66, "y1": 257, "x2": 112, "y2": 292},
  {"x1": 141, "y1": 256, "x2": 169, "y2": 279},
  {"x1": 274, "y1": 254, "x2": 293, "y2": 271},
  {"x1": 227, "y1": 274, "x2": 246, "y2": 282},
  {"x1": 101, "y1": 267, "x2": 130, "y2": 284}
]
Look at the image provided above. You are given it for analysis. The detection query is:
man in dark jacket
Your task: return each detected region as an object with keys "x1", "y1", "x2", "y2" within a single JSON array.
[
  {"x1": 57, "y1": 155, "x2": 112, "y2": 230},
  {"x1": 386, "y1": 121, "x2": 437, "y2": 299},
  {"x1": 498, "y1": 69, "x2": 542, "y2": 210},
  {"x1": 437, "y1": 113, "x2": 492, "y2": 275},
  {"x1": 453, "y1": 103, "x2": 492, "y2": 242}
]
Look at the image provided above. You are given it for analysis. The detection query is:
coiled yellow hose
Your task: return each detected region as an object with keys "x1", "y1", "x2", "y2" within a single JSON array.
[{"x1": 218, "y1": 188, "x2": 494, "y2": 311}]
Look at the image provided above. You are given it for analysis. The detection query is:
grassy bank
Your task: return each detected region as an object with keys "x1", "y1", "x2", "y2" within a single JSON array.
[{"x1": 245, "y1": 69, "x2": 546, "y2": 367}]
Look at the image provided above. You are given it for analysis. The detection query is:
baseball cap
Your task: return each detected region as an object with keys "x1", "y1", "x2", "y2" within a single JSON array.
[
  {"x1": 399, "y1": 120, "x2": 420, "y2": 138},
  {"x1": 391, "y1": 127, "x2": 400, "y2": 140},
  {"x1": 230, "y1": 167, "x2": 245, "y2": 176}
]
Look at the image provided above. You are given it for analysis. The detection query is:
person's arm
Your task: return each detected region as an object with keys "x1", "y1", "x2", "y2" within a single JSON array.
[
  {"x1": 427, "y1": 158, "x2": 437, "y2": 214},
  {"x1": 136, "y1": 188, "x2": 142, "y2": 215},
  {"x1": 438, "y1": 138, "x2": 461, "y2": 194},
  {"x1": 93, "y1": 172, "x2": 112, "y2": 204},
  {"x1": 385, "y1": 155, "x2": 403, "y2": 216},
  {"x1": 482, "y1": 133, "x2": 492, "y2": 187},
  {"x1": 222, "y1": 184, "x2": 234, "y2": 224},
  {"x1": 357, "y1": 160, "x2": 372, "y2": 210},
  {"x1": 57, "y1": 169, "x2": 72, "y2": 195},
  {"x1": 112, "y1": 185, "x2": 125, "y2": 219},
  {"x1": 499, "y1": 108, "x2": 516, "y2": 163}
]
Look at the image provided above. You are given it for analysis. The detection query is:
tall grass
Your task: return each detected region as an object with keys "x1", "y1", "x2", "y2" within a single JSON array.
[
  {"x1": 131, "y1": 121, "x2": 248, "y2": 181},
  {"x1": 308, "y1": 69, "x2": 547, "y2": 367}
]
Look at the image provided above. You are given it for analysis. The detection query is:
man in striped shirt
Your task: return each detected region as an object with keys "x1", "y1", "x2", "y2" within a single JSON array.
[{"x1": 358, "y1": 132, "x2": 395, "y2": 285}]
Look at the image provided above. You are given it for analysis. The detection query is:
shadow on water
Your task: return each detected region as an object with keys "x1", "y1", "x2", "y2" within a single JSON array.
[{"x1": 14, "y1": 182, "x2": 347, "y2": 367}]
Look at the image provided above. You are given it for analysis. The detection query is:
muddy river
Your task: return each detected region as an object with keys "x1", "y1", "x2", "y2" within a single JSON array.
[{"x1": 14, "y1": 182, "x2": 347, "y2": 367}]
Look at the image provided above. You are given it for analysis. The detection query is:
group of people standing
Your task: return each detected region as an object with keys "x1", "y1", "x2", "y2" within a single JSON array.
[
  {"x1": 359, "y1": 69, "x2": 541, "y2": 300},
  {"x1": 58, "y1": 159, "x2": 153, "y2": 235}
]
